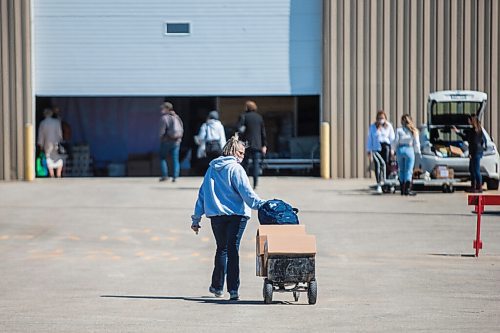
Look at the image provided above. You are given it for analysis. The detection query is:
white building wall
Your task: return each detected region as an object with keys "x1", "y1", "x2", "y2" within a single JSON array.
[{"x1": 34, "y1": 0, "x2": 322, "y2": 96}]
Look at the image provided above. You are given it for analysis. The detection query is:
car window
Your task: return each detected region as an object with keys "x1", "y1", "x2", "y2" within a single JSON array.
[
  {"x1": 431, "y1": 101, "x2": 482, "y2": 125},
  {"x1": 429, "y1": 128, "x2": 463, "y2": 144}
]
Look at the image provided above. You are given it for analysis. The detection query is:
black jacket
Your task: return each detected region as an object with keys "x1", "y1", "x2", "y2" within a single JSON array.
[
  {"x1": 458, "y1": 128, "x2": 485, "y2": 156},
  {"x1": 238, "y1": 111, "x2": 267, "y2": 150}
]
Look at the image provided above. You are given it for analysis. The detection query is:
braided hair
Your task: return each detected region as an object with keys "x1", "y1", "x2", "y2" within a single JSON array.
[{"x1": 222, "y1": 133, "x2": 247, "y2": 157}]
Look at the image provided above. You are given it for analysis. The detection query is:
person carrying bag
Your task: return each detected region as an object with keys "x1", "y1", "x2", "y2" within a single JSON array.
[{"x1": 195, "y1": 110, "x2": 226, "y2": 162}]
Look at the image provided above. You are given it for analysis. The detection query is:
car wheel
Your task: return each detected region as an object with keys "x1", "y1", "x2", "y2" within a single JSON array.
[{"x1": 486, "y1": 178, "x2": 499, "y2": 190}]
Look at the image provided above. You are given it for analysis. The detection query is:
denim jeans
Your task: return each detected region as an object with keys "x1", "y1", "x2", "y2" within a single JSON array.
[
  {"x1": 159, "y1": 141, "x2": 180, "y2": 178},
  {"x1": 396, "y1": 146, "x2": 415, "y2": 182},
  {"x1": 210, "y1": 215, "x2": 248, "y2": 293},
  {"x1": 242, "y1": 148, "x2": 262, "y2": 188},
  {"x1": 469, "y1": 153, "x2": 483, "y2": 186}
]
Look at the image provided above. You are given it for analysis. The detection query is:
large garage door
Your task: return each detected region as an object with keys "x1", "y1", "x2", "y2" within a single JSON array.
[{"x1": 34, "y1": 0, "x2": 321, "y2": 96}]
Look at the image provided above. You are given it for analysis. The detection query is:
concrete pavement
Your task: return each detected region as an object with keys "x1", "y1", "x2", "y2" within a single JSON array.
[{"x1": 0, "y1": 177, "x2": 499, "y2": 332}]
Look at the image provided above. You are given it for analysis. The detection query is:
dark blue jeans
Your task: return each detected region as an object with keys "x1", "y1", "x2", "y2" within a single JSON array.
[
  {"x1": 159, "y1": 141, "x2": 180, "y2": 178},
  {"x1": 469, "y1": 153, "x2": 483, "y2": 187},
  {"x1": 210, "y1": 215, "x2": 248, "y2": 293},
  {"x1": 242, "y1": 148, "x2": 262, "y2": 188}
]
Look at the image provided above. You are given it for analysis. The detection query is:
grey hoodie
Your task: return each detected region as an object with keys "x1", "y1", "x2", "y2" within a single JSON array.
[{"x1": 192, "y1": 156, "x2": 264, "y2": 223}]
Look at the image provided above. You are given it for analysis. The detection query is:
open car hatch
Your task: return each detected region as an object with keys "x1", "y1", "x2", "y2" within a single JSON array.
[{"x1": 427, "y1": 90, "x2": 487, "y2": 127}]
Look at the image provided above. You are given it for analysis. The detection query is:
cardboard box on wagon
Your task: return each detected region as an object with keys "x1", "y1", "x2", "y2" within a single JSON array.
[
  {"x1": 255, "y1": 225, "x2": 316, "y2": 277},
  {"x1": 256, "y1": 225, "x2": 306, "y2": 256}
]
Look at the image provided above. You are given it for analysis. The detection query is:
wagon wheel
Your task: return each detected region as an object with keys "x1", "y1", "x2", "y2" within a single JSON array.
[
  {"x1": 263, "y1": 279, "x2": 273, "y2": 304},
  {"x1": 293, "y1": 291, "x2": 300, "y2": 302},
  {"x1": 307, "y1": 279, "x2": 317, "y2": 305}
]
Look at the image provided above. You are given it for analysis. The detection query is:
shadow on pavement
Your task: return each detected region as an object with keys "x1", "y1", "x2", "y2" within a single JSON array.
[
  {"x1": 100, "y1": 295, "x2": 300, "y2": 305},
  {"x1": 428, "y1": 253, "x2": 476, "y2": 258},
  {"x1": 472, "y1": 211, "x2": 500, "y2": 215},
  {"x1": 151, "y1": 187, "x2": 200, "y2": 191}
]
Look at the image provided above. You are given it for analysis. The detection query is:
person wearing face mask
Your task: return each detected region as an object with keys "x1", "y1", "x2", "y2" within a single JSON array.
[
  {"x1": 366, "y1": 110, "x2": 395, "y2": 194},
  {"x1": 392, "y1": 114, "x2": 421, "y2": 196},
  {"x1": 191, "y1": 133, "x2": 266, "y2": 301}
]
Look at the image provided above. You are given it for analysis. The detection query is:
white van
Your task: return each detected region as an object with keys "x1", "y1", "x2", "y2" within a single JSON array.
[{"x1": 416, "y1": 90, "x2": 500, "y2": 190}]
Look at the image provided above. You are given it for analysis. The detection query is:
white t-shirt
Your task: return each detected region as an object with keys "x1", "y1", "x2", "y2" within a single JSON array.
[{"x1": 392, "y1": 127, "x2": 421, "y2": 154}]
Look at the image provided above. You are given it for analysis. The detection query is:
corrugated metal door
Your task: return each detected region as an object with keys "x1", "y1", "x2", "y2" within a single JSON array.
[{"x1": 34, "y1": 0, "x2": 321, "y2": 96}]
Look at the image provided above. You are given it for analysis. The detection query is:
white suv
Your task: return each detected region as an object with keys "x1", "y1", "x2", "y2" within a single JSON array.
[{"x1": 416, "y1": 90, "x2": 500, "y2": 190}]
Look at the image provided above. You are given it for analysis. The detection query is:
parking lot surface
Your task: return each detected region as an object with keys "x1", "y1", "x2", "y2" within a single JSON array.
[{"x1": 0, "y1": 177, "x2": 499, "y2": 332}]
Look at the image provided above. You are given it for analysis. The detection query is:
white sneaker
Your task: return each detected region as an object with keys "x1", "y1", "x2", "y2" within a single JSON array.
[{"x1": 376, "y1": 185, "x2": 383, "y2": 194}]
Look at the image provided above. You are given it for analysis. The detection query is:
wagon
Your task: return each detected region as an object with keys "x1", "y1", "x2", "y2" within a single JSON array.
[
  {"x1": 256, "y1": 225, "x2": 317, "y2": 304},
  {"x1": 381, "y1": 177, "x2": 458, "y2": 193},
  {"x1": 262, "y1": 255, "x2": 317, "y2": 304}
]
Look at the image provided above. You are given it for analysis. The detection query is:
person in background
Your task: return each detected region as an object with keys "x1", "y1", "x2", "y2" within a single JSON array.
[
  {"x1": 37, "y1": 108, "x2": 64, "y2": 178},
  {"x1": 159, "y1": 102, "x2": 184, "y2": 182},
  {"x1": 366, "y1": 110, "x2": 395, "y2": 194},
  {"x1": 453, "y1": 115, "x2": 485, "y2": 193},
  {"x1": 191, "y1": 134, "x2": 266, "y2": 301},
  {"x1": 194, "y1": 110, "x2": 227, "y2": 172},
  {"x1": 52, "y1": 106, "x2": 72, "y2": 157},
  {"x1": 392, "y1": 114, "x2": 421, "y2": 196},
  {"x1": 237, "y1": 100, "x2": 267, "y2": 189}
]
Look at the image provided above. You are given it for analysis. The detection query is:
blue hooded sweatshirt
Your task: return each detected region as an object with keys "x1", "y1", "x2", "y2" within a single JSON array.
[{"x1": 192, "y1": 156, "x2": 264, "y2": 223}]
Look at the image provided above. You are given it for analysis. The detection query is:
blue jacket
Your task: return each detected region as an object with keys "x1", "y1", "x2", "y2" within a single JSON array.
[
  {"x1": 366, "y1": 122, "x2": 395, "y2": 152},
  {"x1": 192, "y1": 156, "x2": 265, "y2": 223}
]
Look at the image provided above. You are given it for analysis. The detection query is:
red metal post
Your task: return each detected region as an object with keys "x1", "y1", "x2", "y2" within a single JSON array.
[{"x1": 473, "y1": 195, "x2": 483, "y2": 257}]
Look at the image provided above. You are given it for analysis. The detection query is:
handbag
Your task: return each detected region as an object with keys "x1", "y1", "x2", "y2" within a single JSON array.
[
  {"x1": 57, "y1": 142, "x2": 67, "y2": 155},
  {"x1": 205, "y1": 140, "x2": 222, "y2": 155},
  {"x1": 36, "y1": 152, "x2": 48, "y2": 177},
  {"x1": 204, "y1": 123, "x2": 222, "y2": 155}
]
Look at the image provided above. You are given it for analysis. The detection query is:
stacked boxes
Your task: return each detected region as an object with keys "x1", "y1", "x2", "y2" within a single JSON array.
[
  {"x1": 65, "y1": 145, "x2": 93, "y2": 177},
  {"x1": 256, "y1": 225, "x2": 316, "y2": 280}
]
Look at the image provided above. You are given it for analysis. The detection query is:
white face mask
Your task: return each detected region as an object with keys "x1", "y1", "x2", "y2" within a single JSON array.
[
  {"x1": 235, "y1": 145, "x2": 245, "y2": 163},
  {"x1": 378, "y1": 119, "x2": 385, "y2": 125}
]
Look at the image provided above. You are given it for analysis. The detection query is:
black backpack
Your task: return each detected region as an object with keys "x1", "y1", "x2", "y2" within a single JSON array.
[{"x1": 258, "y1": 199, "x2": 299, "y2": 225}]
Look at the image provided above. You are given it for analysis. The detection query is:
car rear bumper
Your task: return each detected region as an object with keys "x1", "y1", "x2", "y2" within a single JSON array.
[{"x1": 417, "y1": 154, "x2": 499, "y2": 180}]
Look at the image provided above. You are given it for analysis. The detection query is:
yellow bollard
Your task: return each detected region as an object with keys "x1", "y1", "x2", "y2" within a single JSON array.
[
  {"x1": 24, "y1": 123, "x2": 35, "y2": 181},
  {"x1": 320, "y1": 122, "x2": 330, "y2": 179}
]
